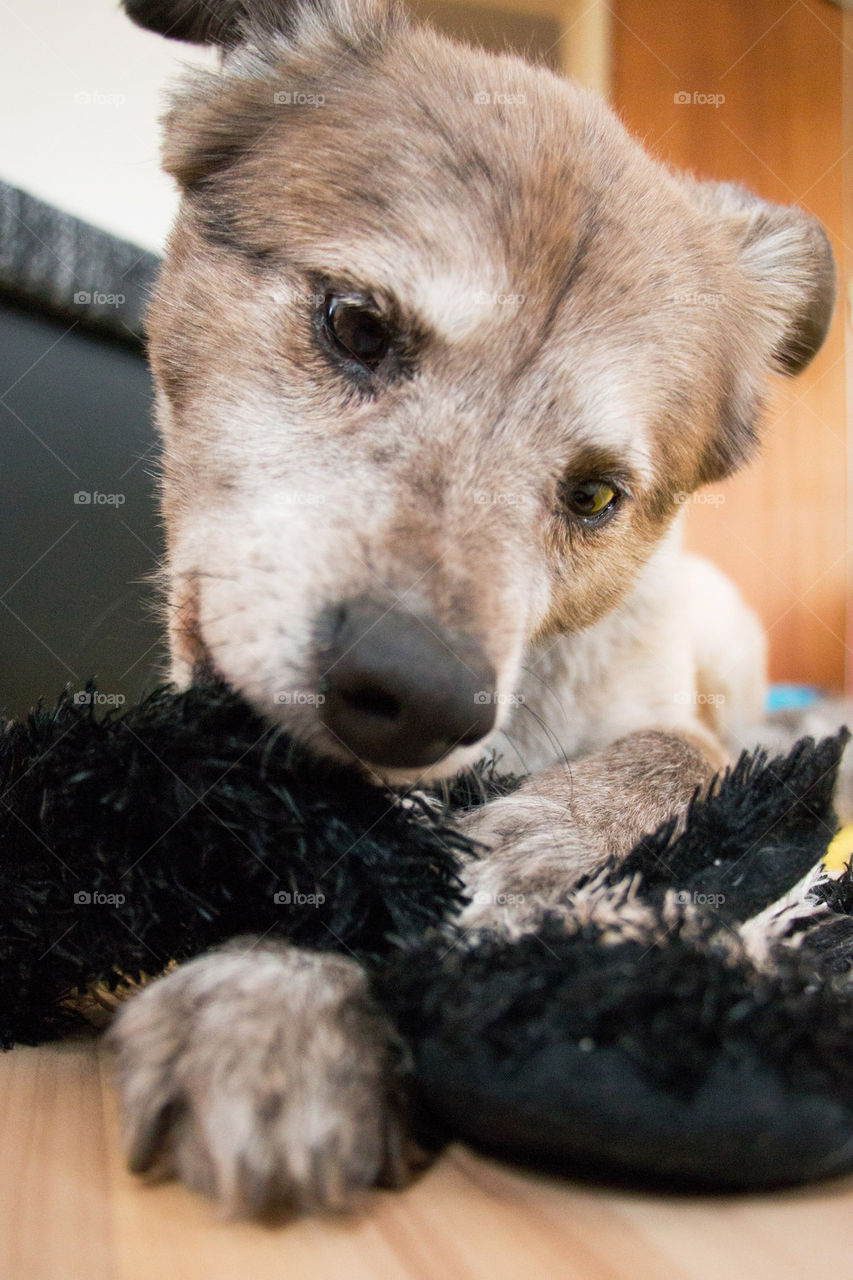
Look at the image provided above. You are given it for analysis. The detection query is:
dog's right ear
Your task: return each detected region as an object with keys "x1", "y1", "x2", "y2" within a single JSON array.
[
  {"x1": 123, "y1": 1, "x2": 262, "y2": 46},
  {"x1": 122, "y1": 0, "x2": 388, "y2": 46}
]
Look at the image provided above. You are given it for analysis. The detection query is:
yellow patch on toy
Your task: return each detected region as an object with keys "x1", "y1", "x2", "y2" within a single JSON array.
[{"x1": 825, "y1": 824, "x2": 853, "y2": 873}]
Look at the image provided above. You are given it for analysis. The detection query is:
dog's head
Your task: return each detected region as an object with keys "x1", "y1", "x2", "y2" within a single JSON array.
[{"x1": 126, "y1": 0, "x2": 835, "y2": 781}]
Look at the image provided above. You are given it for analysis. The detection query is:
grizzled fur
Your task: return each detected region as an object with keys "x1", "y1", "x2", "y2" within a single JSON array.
[{"x1": 107, "y1": 0, "x2": 838, "y2": 1214}]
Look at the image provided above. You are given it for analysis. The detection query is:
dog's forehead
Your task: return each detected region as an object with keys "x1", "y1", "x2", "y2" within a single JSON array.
[{"x1": 202, "y1": 36, "x2": 680, "y2": 310}]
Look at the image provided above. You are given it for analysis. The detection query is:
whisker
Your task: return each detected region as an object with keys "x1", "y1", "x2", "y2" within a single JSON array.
[
  {"x1": 492, "y1": 727, "x2": 537, "y2": 781},
  {"x1": 515, "y1": 700, "x2": 575, "y2": 786},
  {"x1": 519, "y1": 661, "x2": 570, "y2": 724}
]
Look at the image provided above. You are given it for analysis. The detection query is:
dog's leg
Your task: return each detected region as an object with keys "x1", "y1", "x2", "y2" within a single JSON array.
[
  {"x1": 107, "y1": 941, "x2": 416, "y2": 1215},
  {"x1": 456, "y1": 729, "x2": 719, "y2": 935},
  {"x1": 683, "y1": 552, "x2": 768, "y2": 746}
]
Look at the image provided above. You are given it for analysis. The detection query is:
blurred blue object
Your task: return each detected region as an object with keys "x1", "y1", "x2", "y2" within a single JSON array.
[{"x1": 767, "y1": 684, "x2": 822, "y2": 713}]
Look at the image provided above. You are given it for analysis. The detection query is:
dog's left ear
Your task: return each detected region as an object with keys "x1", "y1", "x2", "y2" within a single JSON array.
[{"x1": 691, "y1": 180, "x2": 836, "y2": 375}]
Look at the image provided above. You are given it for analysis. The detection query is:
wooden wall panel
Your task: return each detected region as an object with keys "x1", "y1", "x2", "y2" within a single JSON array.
[{"x1": 611, "y1": 0, "x2": 848, "y2": 689}]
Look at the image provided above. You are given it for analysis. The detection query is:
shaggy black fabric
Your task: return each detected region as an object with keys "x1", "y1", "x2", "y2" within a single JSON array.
[
  {"x1": 2, "y1": 681, "x2": 853, "y2": 1191},
  {"x1": 0, "y1": 682, "x2": 469, "y2": 1046},
  {"x1": 381, "y1": 929, "x2": 853, "y2": 1188},
  {"x1": 380, "y1": 731, "x2": 853, "y2": 1189},
  {"x1": 618, "y1": 734, "x2": 843, "y2": 920}
]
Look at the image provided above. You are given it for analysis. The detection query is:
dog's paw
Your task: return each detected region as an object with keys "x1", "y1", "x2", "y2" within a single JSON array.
[
  {"x1": 457, "y1": 731, "x2": 718, "y2": 934},
  {"x1": 106, "y1": 941, "x2": 413, "y2": 1215}
]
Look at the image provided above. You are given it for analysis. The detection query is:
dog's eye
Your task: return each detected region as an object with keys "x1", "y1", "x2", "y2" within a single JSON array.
[
  {"x1": 323, "y1": 296, "x2": 391, "y2": 370},
  {"x1": 562, "y1": 479, "x2": 620, "y2": 522}
]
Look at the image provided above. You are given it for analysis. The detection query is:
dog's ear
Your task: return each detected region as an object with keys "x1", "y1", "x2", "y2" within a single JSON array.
[
  {"x1": 692, "y1": 181, "x2": 836, "y2": 376},
  {"x1": 682, "y1": 181, "x2": 836, "y2": 487},
  {"x1": 123, "y1": 1, "x2": 250, "y2": 45},
  {"x1": 122, "y1": 0, "x2": 387, "y2": 46},
  {"x1": 127, "y1": 0, "x2": 395, "y2": 191},
  {"x1": 123, "y1": 1, "x2": 299, "y2": 46}
]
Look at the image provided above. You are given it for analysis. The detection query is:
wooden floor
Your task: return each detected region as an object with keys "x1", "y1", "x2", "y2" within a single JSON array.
[{"x1": 5, "y1": 1041, "x2": 853, "y2": 1279}]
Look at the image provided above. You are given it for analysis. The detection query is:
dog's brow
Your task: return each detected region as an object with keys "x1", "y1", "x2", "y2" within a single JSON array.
[
  {"x1": 567, "y1": 436, "x2": 653, "y2": 492},
  {"x1": 560, "y1": 361, "x2": 655, "y2": 487},
  {"x1": 407, "y1": 272, "x2": 511, "y2": 342},
  {"x1": 561, "y1": 443, "x2": 639, "y2": 489}
]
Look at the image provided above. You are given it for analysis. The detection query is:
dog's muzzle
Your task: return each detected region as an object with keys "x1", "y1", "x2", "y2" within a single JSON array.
[{"x1": 317, "y1": 599, "x2": 497, "y2": 770}]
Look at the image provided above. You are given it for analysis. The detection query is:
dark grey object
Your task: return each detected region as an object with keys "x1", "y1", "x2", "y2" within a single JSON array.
[
  {"x1": 0, "y1": 180, "x2": 159, "y2": 345},
  {"x1": 0, "y1": 184, "x2": 166, "y2": 717}
]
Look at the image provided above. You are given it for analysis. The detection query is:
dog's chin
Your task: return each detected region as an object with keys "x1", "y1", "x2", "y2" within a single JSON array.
[
  {"x1": 357, "y1": 741, "x2": 493, "y2": 789},
  {"x1": 285, "y1": 719, "x2": 494, "y2": 789}
]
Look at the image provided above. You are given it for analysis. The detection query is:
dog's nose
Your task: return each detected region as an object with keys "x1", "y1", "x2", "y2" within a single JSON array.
[{"x1": 319, "y1": 601, "x2": 497, "y2": 769}]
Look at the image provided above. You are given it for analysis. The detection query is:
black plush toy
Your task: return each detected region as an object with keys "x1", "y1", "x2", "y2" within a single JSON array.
[{"x1": 3, "y1": 681, "x2": 853, "y2": 1191}]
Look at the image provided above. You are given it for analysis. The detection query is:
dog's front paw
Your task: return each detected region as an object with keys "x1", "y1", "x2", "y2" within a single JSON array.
[
  {"x1": 106, "y1": 941, "x2": 413, "y2": 1215},
  {"x1": 457, "y1": 731, "x2": 718, "y2": 934}
]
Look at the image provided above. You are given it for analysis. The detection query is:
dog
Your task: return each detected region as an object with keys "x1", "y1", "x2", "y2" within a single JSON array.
[{"x1": 108, "y1": 0, "x2": 836, "y2": 1214}]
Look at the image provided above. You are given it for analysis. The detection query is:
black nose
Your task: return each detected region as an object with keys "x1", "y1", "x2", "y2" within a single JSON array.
[{"x1": 318, "y1": 601, "x2": 497, "y2": 769}]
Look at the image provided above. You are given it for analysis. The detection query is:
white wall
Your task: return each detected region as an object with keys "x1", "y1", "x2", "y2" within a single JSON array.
[{"x1": 1, "y1": 0, "x2": 216, "y2": 252}]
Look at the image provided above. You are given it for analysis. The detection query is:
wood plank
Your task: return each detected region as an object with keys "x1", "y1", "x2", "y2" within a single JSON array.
[
  {"x1": 5, "y1": 1041, "x2": 853, "y2": 1279},
  {"x1": 0, "y1": 1039, "x2": 114, "y2": 1280}
]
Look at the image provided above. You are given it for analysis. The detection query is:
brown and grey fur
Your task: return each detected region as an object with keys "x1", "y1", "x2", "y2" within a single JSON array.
[{"x1": 109, "y1": 0, "x2": 837, "y2": 1214}]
